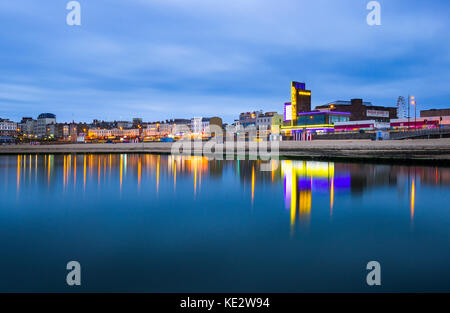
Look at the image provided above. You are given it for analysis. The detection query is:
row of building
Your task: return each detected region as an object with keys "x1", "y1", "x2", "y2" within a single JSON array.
[
  {"x1": 2, "y1": 81, "x2": 450, "y2": 142},
  {"x1": 0, "y1": 114, "x2": 227, "y2": 142},
  {"x1": 0, "y1": 114, "x2": 92, "y2": 141},
  {"x1": 279, "y1": 81, "x2": 450, "y2": 139}
]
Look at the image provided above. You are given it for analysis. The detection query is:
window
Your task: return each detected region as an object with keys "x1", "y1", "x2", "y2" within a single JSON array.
[{"x1": 330, "y1": 115, "x2": 349, "y2": 123}]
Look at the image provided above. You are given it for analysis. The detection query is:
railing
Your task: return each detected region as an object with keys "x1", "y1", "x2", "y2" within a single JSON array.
[{"x1": 390, "y1": 127, "x2": 450, "y2": 140}]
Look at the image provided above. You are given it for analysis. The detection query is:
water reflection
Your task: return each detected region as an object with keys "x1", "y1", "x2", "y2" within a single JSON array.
[
  {"x1": 282, "y1": 161, "x2": 334, "y2": 231},
  {"x1": 411, "y1": 179, "x2": 415, "y2": 221},
  {"x1": 3, "y1": 154, "x2": 450, "y2": 229}
]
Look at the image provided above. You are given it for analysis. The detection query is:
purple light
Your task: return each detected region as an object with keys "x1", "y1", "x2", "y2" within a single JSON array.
[{"x1": 333, "y1": 175, "x2": 351, "y2": 189}]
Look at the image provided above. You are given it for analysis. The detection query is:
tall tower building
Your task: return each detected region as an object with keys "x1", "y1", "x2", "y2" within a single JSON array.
[
  {"x1": 396, "y1": 96, "x2": 407, "y2": 119},
  {"x1": 290, "y1": 82, "x2": 311, "y2": 126}
]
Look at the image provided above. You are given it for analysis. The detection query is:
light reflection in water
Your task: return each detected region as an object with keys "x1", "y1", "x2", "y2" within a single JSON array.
[
  {"x1": 330, "y1": 178, "x2": 334, "y2": 217},
  {"x1": 97, "y1": 157, "x2": 101, "y2": 184},
  {"x1": 63, "y1": 155, "x2": 66, "y2": 189},
  {"x1": 282, "y1": 161, "x2": 325, "y2": 232},
  {"x1": 48, "y1": 155, "x2": 53, "y2": 187},
  {"x1": 251, "y1": 164, "x2": 255, "y2": 207},
  {"x1": 7, "y1": 154, "x2": 450, "y2": 233},
  {"x1": 74, "y1": 155, "x2": 77, "y2": 188},
  {"x1": 173, "y1": 158, "x2": 177, "y2": 191},
  {"x1": 156, "y1": 155, "x2": 160, "y2": 194},
  {"x1": 28, "y1": 155, "x2": 31, "y2": 182},
  {"x1": 83, "y1": 155, "x2": 86, "y2": 191},
  {"x1": 120, "y1": 154, "x2": 123, "y2": 194},
  {"x1": 199, "y1": 161, "x2": 202, "y2": 193},
  {"x1": 4, "y1": 153, "x2": 450, "y2": 293},
  {"x1": 193, "y1": 158, "x2": 197, "y2": 196},
  {"x1": 137, "y1": 156, "x2": 142, "y2": 191},
  {"x1": 68, "y1": 155, "x2": 71, "y2": 186},
  {"x1": 16, "y1": 155, "x2": 20, "y2": 194},
  {"x1": 411, "y1": 179, "x2": 415, "y2": 221}
]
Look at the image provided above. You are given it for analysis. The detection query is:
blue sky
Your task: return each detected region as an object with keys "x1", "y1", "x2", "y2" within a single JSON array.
[{"x1": 0, "y1": 0, "x2": 449, "y2": 123}]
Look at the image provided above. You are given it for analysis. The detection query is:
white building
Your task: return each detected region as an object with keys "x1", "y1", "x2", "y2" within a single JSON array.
[
  {"x1": 334, "y1": 120, "x2": 390, "y2": 132},
  {"x1": 36, "y1": 113, "x2": 56, "y2": 138},
  {"x1": 89, "y1": 129, "x2": 113, "y2": 137},
  {"x1": 0, "y1": 119, "x2": 18, "y2": 136},
  {"x1": 191, "y1": 117, "x2": 203, "y2": 135},
  {"x1": 159, "y1": 123, "x2": 173, "y2": 136},
  {"x1": 144, "y1": 123, "x2": 160, "y2": 136},
  {"x1": 201, "y1": 118, "x2": 211, "y2": 135},
  {"x1": 20, "y1": 118, "x2": 37, "y2": 136},
  {"x1": 256, "y1": 112, "x2": 283, "y2": 131},
  {"x1": 190, "y1": 117, "x2": 223, "y2": 136},
  {"x1": 89, "y1": 128, "x2": 140, "y2": 137}
]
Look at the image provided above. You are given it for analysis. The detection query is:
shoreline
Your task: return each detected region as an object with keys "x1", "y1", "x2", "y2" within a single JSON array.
[{"x1": 2, "y1": 139, "x2": 450, "y2": 165}]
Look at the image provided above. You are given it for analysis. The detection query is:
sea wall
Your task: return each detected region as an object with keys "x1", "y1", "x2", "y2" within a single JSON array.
[{"x1": 2, "y1": 139, "x2": 450, "y2": 164}]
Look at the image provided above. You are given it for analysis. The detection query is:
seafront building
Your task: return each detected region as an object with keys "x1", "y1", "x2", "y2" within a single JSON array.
[
  {"x1": 280, "y1": 81, "x2": 351, "y2": 137},
  {"x1": 88, "y1": 128, "x2": 140, "y2": 138},
  {"x1": 280, "y1": 81, "x2": 401, "y2": 139},
  {"x1": 16, "y1": 113, "x2": 57, "y2": 139},
  {"x1": 256, "y1": 112, "x2": 283, "y2": 130},
  {"x1": 234, "y1": 111, "x2": 264, "y2": 129},
  {"x1": 0, "y1": 119, "x2": 18, "y2": 137},
  {"x1": 334, "y1": 120, "x2": 390, "y2": 132},
  {"x1": 190, "y1": 117, "x2": 223, "y2": 137},
  {"x1": 421, "y1": 108, "x2": 450, "y2": 118},
  {"x1": 3, "y1": 81, "x2": 450, "y2": 143},
  {"x1": 19, "y1": 117, "x2": 36, "y2": 136},
  {"x1": 316, "y1": 99, "x2": 397, "y2": 122},
  {"x1": 390, "y1": 116, "x2": 450, "y2": 129},
  {"x1": 35, "y1": 113, "x2": 56, "y2": 138}
]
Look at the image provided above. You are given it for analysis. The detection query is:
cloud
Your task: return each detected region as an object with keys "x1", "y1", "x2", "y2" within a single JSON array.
[
  {"x1": 0, "y1": 82, "x2": 280, "y2": 123},
  {"x1": 0, "y1": 0, "x2": 450, "y2": 123}
]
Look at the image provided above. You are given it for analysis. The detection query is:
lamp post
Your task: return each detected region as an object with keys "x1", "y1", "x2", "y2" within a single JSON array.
[
  {"x1": 408, "y1": 96, "x2": 416, "y2": 131},
  {"x1": 408, "y1": 94, "x2": 410, "y2": 131},
  {"x1": 411, "y1": 97, "x2": 416, "y2": 131}
]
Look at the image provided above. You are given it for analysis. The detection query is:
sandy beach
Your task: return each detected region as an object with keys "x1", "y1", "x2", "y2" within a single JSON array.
[{"x1": 2, "y1": 139, "x2": 450, "y2": 163}]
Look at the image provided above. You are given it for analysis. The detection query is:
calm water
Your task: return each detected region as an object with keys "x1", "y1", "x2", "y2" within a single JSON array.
[{"x1": 0, "y1": 154, "x2": 450, "y2": 292}]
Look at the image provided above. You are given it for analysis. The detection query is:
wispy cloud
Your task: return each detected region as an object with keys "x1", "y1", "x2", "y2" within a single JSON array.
[{"x1": 0, "y1": 0, "x2": 449, "y2": 122}]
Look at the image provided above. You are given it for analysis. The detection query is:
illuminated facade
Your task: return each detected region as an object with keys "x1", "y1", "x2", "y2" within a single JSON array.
[
  {"x1": 36, "y1": 113, "x2": 56, "y2": 138},
  {"x1": 282, "y1": 82, "x2": 354, "y2": 137},
  {"x1": 256, "y1": 112, "x2": 283, "y2": 138},
  {"x1": 282, "y1": 108, "x2": 350, "y2": 136},
  {"x1": 390, "y1": 117, "x2": 446, "y2": 129},
  {"x1": 290, "y1": 81, "x2": 311, "y2": 127},
  {"x1": 190, "y1": 117, "x2": 223, "y2": 136},
  {"x1": 89, "y1": 128, "x2": 140, "y2": 138},
  {"x1": 421, "y1": 108, "x2": 450, "y2": 118},
  {"x1": 334, "y1": 120, "x2": 390, "y2": 132},
  {"x1": 19, "y1": 118, "x2": 36, "y2": 136},
  {"x1": 235, "y1": 111, "x2": 263, "y2": 129},
  {"x1": 281, "y1": 160, "x2": 351, "y2": 231},
  {"x1": 0, "y1": 119, "x2": 18, "y2": 136},
  {"x1": 315, "y1": 99, "x2": 397, "y2": 122}
]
